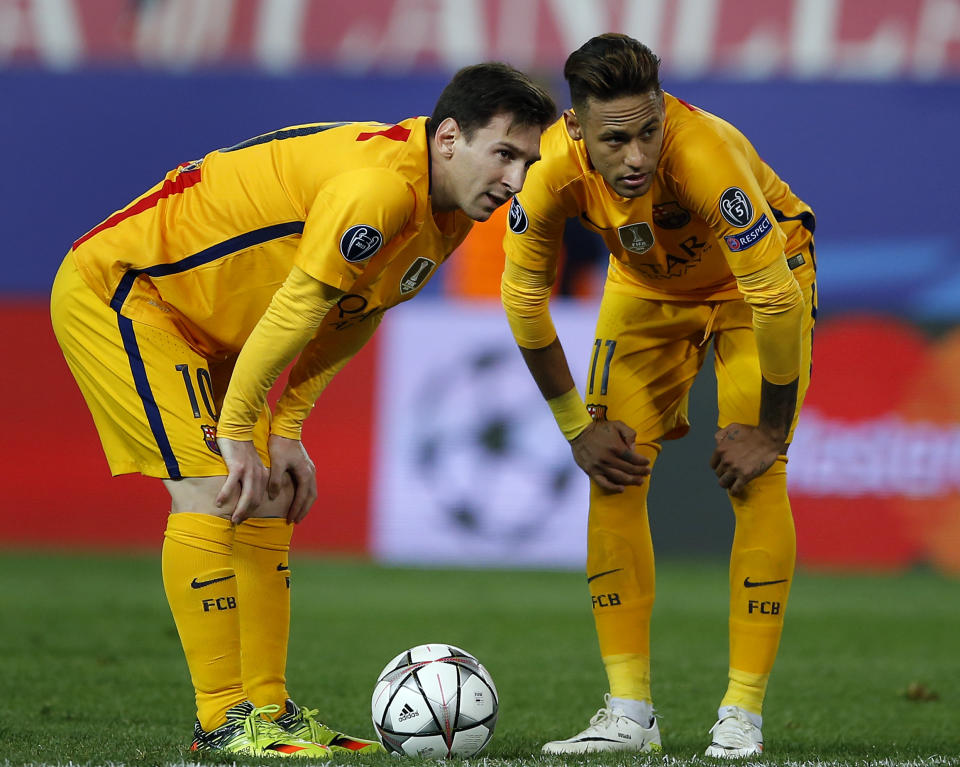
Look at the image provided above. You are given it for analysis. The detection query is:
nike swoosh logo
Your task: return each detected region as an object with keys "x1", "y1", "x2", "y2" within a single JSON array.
[
  {"x1": 743, "y1": 577, "x2": 788, "y2": 588},
  {"x1": 575, "y1": 737, "x2": 626, "y2": 743},
  {"x1": 277, "y1": 564, "x2": 290, "y2": 572},
  {"x1": 190, "y1": 575, "x2": 236, "y2": 589},
  {"x1": 587, "y1": 568, "x2": 623, "y2": 583}
]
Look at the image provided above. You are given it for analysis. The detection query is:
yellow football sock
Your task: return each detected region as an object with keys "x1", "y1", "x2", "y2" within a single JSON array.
[
  {"x1": 722, "y1": 457, "x2": 796, "y2": 715},
  {"x1": 723, "y1": 668, "x2": 771, "y2": 713},
  {"x1": 162, "y1": 512, "x2": 242, "y2": 731},
  {"x1": 603, "y1": 653, "x2": 652, "y2": 701},
  {"x1": 589, "y1": 443, "x2": 660, "y2": 702},
  {"x1": 234, "y1": 517, "x2": 294, "y2": 708}
]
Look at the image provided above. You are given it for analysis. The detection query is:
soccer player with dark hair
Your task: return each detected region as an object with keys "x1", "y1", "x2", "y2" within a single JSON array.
[
  {"x1": 501, "y1": 34, "x2": 815, "y2": 758},
  {"x1": 52, "y1": 62, "x2": 555, "y2": 758}
]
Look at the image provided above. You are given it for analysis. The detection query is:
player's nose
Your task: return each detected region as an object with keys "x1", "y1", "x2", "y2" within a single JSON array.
[
  {"x1": 624, "y1": 140, "x2": 646, "y2": 168},
  {"x1": 502, "y1": 162, "x2": 526, "y2": 195}
]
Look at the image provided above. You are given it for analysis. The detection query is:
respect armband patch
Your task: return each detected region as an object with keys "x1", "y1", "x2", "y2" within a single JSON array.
[{"x1": 724, "y1": 213, "x2": 772, "y2": 252}]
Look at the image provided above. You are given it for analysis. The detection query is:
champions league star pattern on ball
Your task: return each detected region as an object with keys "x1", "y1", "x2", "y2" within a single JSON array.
[{"x1": 372, "y1": 644, "x2": 499, "y2": 758}]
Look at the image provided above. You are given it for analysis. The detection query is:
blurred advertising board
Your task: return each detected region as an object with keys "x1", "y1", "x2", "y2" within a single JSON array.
[
  {"x1": 788, "y1": 316, "x2": 960, "y2": 574},
  {"x1": 371, "y1": 304, "x2": 960, "y2": 573},
  {"x1": 371, "y1": 301, "x2": 596, "y2": 568},
  {"x1": 3, "y1": 0, "x2": 960, "y2": 78},
  {"x1": 2, "y1": 299, "x2": 958, "y2": 574}
]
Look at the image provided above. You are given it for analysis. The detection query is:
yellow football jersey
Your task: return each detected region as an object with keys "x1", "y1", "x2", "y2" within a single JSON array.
[
  {"x1": 504, "y1": 93, "x2": 815, "y2": 302},
  {"x1": 72, "y1": 117, "x2": 472, "y2": 359}
]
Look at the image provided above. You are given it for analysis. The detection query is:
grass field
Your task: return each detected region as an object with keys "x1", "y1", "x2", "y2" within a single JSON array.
[{"x1": 1, "y1": 550, "x2": 958, "y2": 767}]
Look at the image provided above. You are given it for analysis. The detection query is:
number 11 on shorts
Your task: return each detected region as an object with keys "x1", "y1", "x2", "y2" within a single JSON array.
[{"x1": 588, "y1": 339, "x2": 616, "y2": 396}]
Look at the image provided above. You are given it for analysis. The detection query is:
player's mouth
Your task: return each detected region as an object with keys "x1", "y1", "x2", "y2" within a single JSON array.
[
  {"x1": 620, "y1": 172, "x2": 650, "y2": 189},
  {"x1": 484, "y1": 192, "x2": 508, "y2": 209}
]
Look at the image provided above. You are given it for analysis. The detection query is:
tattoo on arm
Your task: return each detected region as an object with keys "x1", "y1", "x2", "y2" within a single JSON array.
[{"x1": 759, "y1": 377, "x2": 799, "y2": 443}]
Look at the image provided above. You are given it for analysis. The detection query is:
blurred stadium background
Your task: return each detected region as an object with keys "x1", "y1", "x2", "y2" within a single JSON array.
[{"x1": 2, "y1": 0, "x2": 959, "y2": 576}]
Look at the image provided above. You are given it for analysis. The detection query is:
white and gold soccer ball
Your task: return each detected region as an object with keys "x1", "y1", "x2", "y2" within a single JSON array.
[{"x1": 371, "y1": 643, "x2": 499, "y2": 758}]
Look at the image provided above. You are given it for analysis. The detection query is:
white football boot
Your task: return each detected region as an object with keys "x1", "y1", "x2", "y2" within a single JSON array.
[
  {"x1": 705, "y1": 706, "x2": 764, "y2": 758},
  {"x1": 541, "y1": 694, "x2": 661, "y2": 754}
]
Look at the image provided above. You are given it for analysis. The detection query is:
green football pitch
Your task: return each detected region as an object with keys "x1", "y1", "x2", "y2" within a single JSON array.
[{"x1": 1, "y1": 550, "x2": 958, "y2": 766}]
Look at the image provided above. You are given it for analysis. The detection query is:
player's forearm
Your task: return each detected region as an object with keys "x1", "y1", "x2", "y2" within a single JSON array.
[
  {"x1": 737, "y1": 257, "x2": 804, "y2": 385},
  {"x1": 518, "y1": 338, "x2": 576, "y2": 399},
  {"x1": 502, "y1": 257, "x2": 591, "y2": 439},
  {"x1": 218, "y1": 268, "x2": 342, "y2": 440},
  {"x1": 519, "y1": 339, "x2": 593, "y2": 441},
  {"x1": 217, "y1": 318, "x2": 312, "y2": 441},
  {"x1": 758, "y1": 376, "x2": 798, "y2": 445},
  {"x1": 269, "y1": 364, "x2": 341, "y2": 441},
  {"x1": 500, "y1": 256, "x2": 558, "y2": 348},
  {"x1": 735, "y1": 258, "x2": 804, "y2": 445},
  {"x1": 271, "y1": 313, "x2": 381, "y2": 439}
]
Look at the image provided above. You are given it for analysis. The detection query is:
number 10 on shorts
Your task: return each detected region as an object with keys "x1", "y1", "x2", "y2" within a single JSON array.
[{"x1": 175, "y1": 363, "x2": 218, "y2": 420}]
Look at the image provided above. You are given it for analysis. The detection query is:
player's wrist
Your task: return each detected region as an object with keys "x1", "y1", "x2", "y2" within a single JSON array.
[
  {"x1": 214, "y1": 424, "x2": 257, "y2": 442},
  {"x1": 270, "y1": 423, "x2": 304, "y2": 441},
  {"x1": 547, "y1": 387, "x2": 593, "y2": 441},
  {"x1": 756, "y1": 422, "x2": 788, "y2": 449}
]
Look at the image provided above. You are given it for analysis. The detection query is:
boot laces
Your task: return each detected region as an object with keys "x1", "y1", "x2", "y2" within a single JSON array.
[
  {"x1": 709, "y1": 711, "x2": 757, "y2": 748},
  {"x1": 586, "y1": 693, "x2": 618, "y2": 731},
  {"x1": 241, "y1": 703, "x2": 288, "y2": 745}
]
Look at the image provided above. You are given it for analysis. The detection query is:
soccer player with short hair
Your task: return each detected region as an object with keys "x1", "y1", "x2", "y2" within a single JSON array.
[
  {"x1": 501, "y1": 34, "x2": 815, "y2": 758},
  {"x1": 52, "y1": 63, "x2": 555, "y2": 758}
]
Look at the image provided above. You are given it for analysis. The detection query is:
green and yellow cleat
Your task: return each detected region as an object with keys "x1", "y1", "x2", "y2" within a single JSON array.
[
  {"x1": 278, "y1": 699, "x2": 386, "y2": 754},
  {"x1": 191, "y1": 701, "x2": 333, "y2": 758}
]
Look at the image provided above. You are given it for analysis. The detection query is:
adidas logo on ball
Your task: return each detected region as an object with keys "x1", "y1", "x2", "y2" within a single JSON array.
[{"x1": 372, "y1": 643, "x2": 499, "y2": 758}]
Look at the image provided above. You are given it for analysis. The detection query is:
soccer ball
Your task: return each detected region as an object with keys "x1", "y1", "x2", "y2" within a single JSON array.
[{"x1": 371, "y1": 643, "x2": 498, "y2": 758}]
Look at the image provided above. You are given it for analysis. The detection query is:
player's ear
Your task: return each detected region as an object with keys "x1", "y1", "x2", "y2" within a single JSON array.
[
  {"x1": 433, "y1": 117, "x2": 460, "y2": 159},
  {"x1": 563, "y1": 109, "x2": 582, "y2": 141}
]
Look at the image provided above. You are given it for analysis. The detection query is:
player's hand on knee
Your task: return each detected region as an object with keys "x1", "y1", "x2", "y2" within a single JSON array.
[
  {"x1": 215, "y1": 437, "x2": 269, "y2": 523},
  {"x1": 710, "y1": 423, "x2": 781, "y2": 496},
  {"x1": 570, "y1": 420, "x2": 651, "y2": 493},
  {"x1": 267, "y1": 435, "x2": 317, "y2": 524}
]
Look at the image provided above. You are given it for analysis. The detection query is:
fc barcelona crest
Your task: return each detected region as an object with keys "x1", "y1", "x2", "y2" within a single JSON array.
[
  {"x1": 653, "y1": 201, "x2": 691, "y2": 229},
  {"x1": 201, "y1": 425, "x2": 221, "y2": 456},
  {"x1": 617, "y1": 222, "x2": 655, "y2": 254},
  {"x1": 587, "y1": 403, "x2": 608, "y2": 421}
]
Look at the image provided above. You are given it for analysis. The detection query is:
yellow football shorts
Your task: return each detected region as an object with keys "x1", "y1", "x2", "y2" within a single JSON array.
[
  {"x1": 51, "y1": 252, "x2": 271, "y2": 479},
  {"x1": 584, "y1": 283, "x2": 816, "y2": 444}
]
